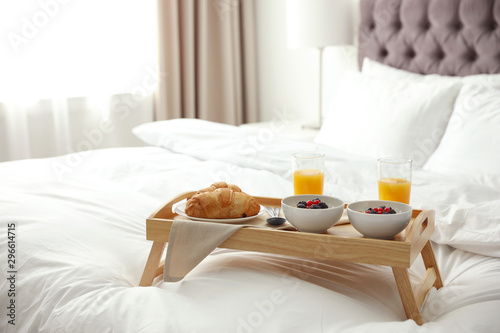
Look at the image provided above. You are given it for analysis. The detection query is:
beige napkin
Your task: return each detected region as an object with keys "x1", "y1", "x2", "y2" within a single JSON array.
[{"x1": 164, "y1": 220, "x2": 249, "y2": 282}]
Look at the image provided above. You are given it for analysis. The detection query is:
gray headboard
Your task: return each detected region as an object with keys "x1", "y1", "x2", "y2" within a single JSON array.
[{"x1": 358, "y1": 0, "x2": 500, "y2": 76}]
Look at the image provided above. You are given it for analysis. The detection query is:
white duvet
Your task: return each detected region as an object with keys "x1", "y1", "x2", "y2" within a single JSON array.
[{"x1": 1, "y1": 120, "x2": 500, "y2": 332}]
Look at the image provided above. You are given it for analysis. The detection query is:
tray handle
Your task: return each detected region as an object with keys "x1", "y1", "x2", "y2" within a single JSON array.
[
  {"x1": 252, "y1": 196, "x2": 282, "y2": 207},
  {"x1": 149, "y1": 191, "x2": 197, "y2": 220},
  {"x1": 406, "y1": 209, "x2": 435, "y2": 263}
]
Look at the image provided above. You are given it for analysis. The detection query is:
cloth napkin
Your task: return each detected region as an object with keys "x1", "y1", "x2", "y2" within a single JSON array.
[{"x1": 164, "y1": 220, "x2": 249, "y2": 282}]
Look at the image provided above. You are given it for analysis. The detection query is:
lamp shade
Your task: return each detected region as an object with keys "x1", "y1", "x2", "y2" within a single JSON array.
[{"x1": 287, "y1": 0, "x2": 353, "y2": 49}]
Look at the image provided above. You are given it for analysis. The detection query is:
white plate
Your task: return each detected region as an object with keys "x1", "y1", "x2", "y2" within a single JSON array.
[{"x1": 174, "y1": 202, "x2": 265, "y2": 224}]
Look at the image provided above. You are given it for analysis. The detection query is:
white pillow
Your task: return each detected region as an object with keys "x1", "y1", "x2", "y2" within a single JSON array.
[
  {"x1": 133, "y1": 118, "x2": 240, "y2": 148},
  {"x1": 362, "y1": 57, "x2": 500, "y2": 87},
  {"x1": 362, "y1": 57, "x2": 460, "y2": 84},
  {"x1": 315, "y1": 71, "x2": 461, "y2": 167},
  {"x1": 423, "y1": 84, "x2": 500, "y2": 187}
]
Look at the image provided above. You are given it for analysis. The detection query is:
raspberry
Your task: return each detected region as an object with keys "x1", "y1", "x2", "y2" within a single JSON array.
[{"x1": 307, "y1": 200, "x2": 313, "y2": 206}]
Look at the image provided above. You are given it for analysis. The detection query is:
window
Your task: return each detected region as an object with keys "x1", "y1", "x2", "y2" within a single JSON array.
[{"x1": 0, "y1": 0, "x2": 158, "y2": 100}]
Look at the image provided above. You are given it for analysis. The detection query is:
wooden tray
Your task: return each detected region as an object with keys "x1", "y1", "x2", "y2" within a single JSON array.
[{"x1": 139, "y1": 192, "x2": 443, "y2": 325}]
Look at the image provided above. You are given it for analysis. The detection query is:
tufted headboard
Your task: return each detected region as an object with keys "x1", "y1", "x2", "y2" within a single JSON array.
[{"x1": 358, "y1": 0, "x2": 500, "y2": 76}]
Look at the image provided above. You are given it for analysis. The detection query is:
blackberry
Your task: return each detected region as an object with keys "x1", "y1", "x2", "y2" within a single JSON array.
[
  {"x1": 310, "y1": 204, "x2": 321, "y2": 209},
  {"x1": 318, "y1": 202, "x2": 329, "y2": 209}
]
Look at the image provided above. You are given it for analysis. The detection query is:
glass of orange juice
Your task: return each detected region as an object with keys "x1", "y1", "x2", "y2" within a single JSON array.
[
  {"x1": 292, "y1": 152, "x2": 325, "y2": 195},
  {"x1": 378, "y1": 158, "x2": 412, "y2": 204}
]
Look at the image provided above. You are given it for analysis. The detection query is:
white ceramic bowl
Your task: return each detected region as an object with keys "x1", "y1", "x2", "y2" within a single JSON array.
[
  {"x1": 281, "y1": 195, "x2": 344, "y2": 233},
  {"x1": 347, "y1": 200, "x2": 412, "y2": 239}
]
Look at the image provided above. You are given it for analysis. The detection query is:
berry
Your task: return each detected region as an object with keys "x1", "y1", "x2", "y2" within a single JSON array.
[
  {"x1": 364, "y1": 206, "x2": 397, "y2": 214},
  {"x1": 297, "y1": 199, "x2": 329, "y2": 209}
]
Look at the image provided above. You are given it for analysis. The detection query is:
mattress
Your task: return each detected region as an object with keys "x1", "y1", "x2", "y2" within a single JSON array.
[{"x1": 1, "y1": 124, "x2": 500, "y2": 332}]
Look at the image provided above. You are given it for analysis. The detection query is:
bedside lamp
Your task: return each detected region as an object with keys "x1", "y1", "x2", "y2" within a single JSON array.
[{"x1": 287, "y1": 0, "x2": 353, "y2": 129}]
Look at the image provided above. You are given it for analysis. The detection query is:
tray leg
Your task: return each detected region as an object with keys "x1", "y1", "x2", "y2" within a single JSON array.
[
  {"x1": 421, "y1": 240, "x2": 443, "y2": 289},
  {"x1": 392, "y1": 267, "x2": 424, "y2": 325},
  {"x1": 392, "y1": 240, "x2": 444, "y2": 325},
  {"x1": 139, "y1": 241, "x2": 167, "y2": 286}
]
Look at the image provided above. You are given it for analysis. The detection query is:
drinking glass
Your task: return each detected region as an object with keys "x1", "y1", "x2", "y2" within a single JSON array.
[
  {"x1": 292, "y1": 152, "x2": 325, "y2": 195},
  {"x1": 378, "y1": 157, "x2": 412, "y2": 204}
]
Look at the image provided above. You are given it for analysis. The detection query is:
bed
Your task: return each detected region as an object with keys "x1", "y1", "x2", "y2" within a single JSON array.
[{"x1": 2, "y1": 0, "x2": 500, "y2": 332}]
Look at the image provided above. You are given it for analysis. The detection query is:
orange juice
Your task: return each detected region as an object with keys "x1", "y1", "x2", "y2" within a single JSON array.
[
  {"x1": 293, "y1": 169, "x2": 324, "y2": 195},
  {"x1": 378, "y1": 177, "x2": 411, "y2": 204}
]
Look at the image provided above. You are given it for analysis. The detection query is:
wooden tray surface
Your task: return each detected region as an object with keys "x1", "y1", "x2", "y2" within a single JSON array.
[{"x1": 145, "y1": 192, "x2": 435, "y2": 268}]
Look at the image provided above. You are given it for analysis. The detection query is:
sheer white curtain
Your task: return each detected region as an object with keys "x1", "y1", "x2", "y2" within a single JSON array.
[{"x1": 0, "y1": 0, "x2": 158, "y2": 162}]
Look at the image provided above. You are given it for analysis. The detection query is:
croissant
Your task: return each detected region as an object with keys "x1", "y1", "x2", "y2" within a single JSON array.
[
  {"x1": 185, "y1": 188, "x2": 260, "y2": 219},
  {"x1": 196, "y1": 182, "x2": 241, "y2": 194}
]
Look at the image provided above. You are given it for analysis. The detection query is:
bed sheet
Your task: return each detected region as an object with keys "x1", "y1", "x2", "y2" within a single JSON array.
[{"x1": 0, "y1": 146, "x2": 499, "y2": 332}]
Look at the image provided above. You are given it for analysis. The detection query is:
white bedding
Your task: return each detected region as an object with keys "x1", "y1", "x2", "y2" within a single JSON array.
[{"x1": 1, "y1": 122, "x2": 500, "y2": 332}]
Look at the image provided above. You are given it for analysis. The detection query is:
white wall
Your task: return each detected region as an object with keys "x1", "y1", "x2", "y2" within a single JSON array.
[{"x1": 255, "y1": 0, "x2": 360, "y2": 124}]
